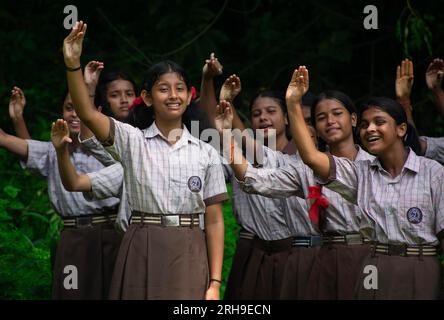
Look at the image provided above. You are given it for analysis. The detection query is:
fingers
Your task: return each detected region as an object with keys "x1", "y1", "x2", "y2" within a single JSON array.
[{"x1": 396, "y1": 65, "x2": 401, "y2": 80}]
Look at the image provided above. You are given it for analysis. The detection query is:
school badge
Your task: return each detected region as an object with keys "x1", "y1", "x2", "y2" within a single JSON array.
[
  {"x1": 406, "y1": 207, "x2": 422, "y2": 224},
  {"x1": 188, "y1": 176, "x2": 202, "y2": 192}
]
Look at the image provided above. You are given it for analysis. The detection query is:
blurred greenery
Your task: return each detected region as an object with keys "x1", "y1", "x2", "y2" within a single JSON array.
[{"x1": 1, "y1": 0, "x2": 444, "y2": 299}]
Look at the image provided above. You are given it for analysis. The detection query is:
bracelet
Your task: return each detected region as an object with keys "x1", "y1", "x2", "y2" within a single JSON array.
[
  {"x1": 66, "y1": 65, "x2": 82, "y2": 72},
  {"x1": 210, "y1": 278, "x2": 222, "y2": 284}
]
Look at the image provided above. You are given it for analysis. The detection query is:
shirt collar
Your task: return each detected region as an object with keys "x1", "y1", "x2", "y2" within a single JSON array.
[
  {"x1": 143, "y1": 122, "x2": 199, "y2": 146},
  {"x1": 369, "y1": 148, "x2": 420, "y2": 174}
]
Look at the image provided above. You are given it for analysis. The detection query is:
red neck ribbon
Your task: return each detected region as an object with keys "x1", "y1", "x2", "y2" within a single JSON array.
[{"x1": 307, "y1": 186, "x2": 329, "y2": 225}]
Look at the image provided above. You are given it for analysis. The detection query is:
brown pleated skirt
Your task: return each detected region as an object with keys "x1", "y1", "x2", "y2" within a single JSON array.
[
  {"x1": 52, "y1": 223, "x2": 122, "y2": 300},
  {"x1": 279, "y1": 246, "x2": 320, "y2": 299},
  {"x1": 240, "y1": 237, "x2": 293, "y2": 299},
  {"x1": 355, "y1": 253, "x2": 442, "y2": 300},
  {"x1": 304, "y1": 244, "x2": 372, "y2": 300},
  {"x1": 109, "y1": 224, "x2": 209, "y2": 300},
  {"x1": 224, "y1": 237, "x2": 255, "y2": 300}
]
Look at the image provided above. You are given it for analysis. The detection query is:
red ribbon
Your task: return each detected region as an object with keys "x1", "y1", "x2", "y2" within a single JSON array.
[
  {"x1": 190, "y1": 86, "x2": 197, "y2": 100},
  {"x1": 307, "y1": 186, "x2": 329, "y2": 225},
  {"x1": 129, "y1": 96, "x2": 143, "y2": 110}
]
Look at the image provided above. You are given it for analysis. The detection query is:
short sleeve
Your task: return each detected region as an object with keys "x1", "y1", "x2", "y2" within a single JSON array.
[
  {"x1": 85, "y1": 163, "x2": 124, "y2": 199},
  {"x1": 103, "y1": 117, "x2": 140, "y2": 163},
  {"x1": 20, "y1": 140, "x2": 51, "y2": 177},
  {"x1": 421, "y1": 136, "x2": 444, "y2": 165},
  {"x1": 79, "y1": 134, "x2": 116, "y2": 166},
  {"x1": 319, "y1": 155, "x2": 360, "y2": 205},
  {"x1": 431, "y1": 169, "x2": 444, "y2": 239},
  {"x1": 203, "y1": 146, "x2": 229, "y2": 206}
]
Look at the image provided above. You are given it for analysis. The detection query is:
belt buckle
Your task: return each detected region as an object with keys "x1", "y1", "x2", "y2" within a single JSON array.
[
  {"x1": 345, "y1": 234, "x2": 363, "y2": 245},
  {"x1": 310, "y1": 236, "x2": 323, "y2": 247},
  {"x1": 388, "y1": 243, "x2": 407, "y2": 256},
  {"x1": 76, "y1": 216, "x2": 93, "y2": 228},
  {"x1": 161, "y1": 215, "x2": 180, "y2": 227}
]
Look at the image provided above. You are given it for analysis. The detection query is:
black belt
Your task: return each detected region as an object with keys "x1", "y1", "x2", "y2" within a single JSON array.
[
  {"x1": 292, "y1": 235, "x2": 323, "y2": 247},
  {"x1": 130, "y1": 211, "x2": 201, "y2": 228},
  {"x1": 322, "y1": 233, "x2": 371, "y2": 246},
  {"x1": 63, "y1": 212, "x2": 117, "y2": 228},
  {"x1": 374, "y1": 243, "x2": 437, "y2": 257},
  {"x1": 253, "y1": 236, "x2": 293, "y2": 253}
]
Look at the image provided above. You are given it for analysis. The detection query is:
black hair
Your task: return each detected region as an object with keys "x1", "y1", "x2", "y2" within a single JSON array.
[
  {"x1": 360, "y1": 97, "x2": 421, "y2": 154},
  {"x1": 123, "y1": 61, "x2": 211, "y2": 139},
  {"x1": 94, "y1": 71, "x2": 137, "y2": 117},
  {"x1": 311, "y1": 90, "x2": 359, "y2": 151},
  {"x1": 249, "y1": 90, "x2": 287, "y2": 114}
]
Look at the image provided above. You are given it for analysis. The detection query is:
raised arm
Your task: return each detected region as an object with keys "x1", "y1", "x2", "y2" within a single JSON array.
[
  {"x1": 286, "y1": 66, "x2": 330, "y2": 179},
  {"x1": 219, "y1": 74, "x2": 245, "y2": 130},
  {"x1": 199, "y1": 53, "x2": 223, "y2": 128},
  {"x1": 0, "y1": 127, "x2": 28, "y2": 160},
  {"x1": 425, "y1": 58, "x2": 444, "y2": 119},
  {"x1": 395, "y1": 58, "x2": 416, "y2": 129},
  {"x1": 51, "y1": 119, "x2": 91, "y2": 192},
  {"x1": 63, "y1": 21, "x2": 110, "y2": 142},
  {"x1": 9, "y1": 87, "x2": 31, "y2": 139}
]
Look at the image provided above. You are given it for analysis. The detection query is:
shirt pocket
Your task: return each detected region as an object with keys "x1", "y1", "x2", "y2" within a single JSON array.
[{"x1": 398, "y1": 193, "x2": 434, "y2": 240}]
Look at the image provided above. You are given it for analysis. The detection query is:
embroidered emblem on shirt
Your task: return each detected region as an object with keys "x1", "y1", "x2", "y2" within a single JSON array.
[
  {"x1": 406, "y1": 207, "x2": 422, "y2": 224},
  {"x1": 188, "y1": 176, "x2": 202, "y2": 192}
]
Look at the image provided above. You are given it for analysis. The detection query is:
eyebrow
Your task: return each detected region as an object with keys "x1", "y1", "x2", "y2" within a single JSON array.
[{"x1": 315, "y1": 108, "x2": 344, "y2": 116}]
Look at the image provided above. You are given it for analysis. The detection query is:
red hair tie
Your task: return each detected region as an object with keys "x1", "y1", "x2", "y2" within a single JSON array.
[
  {"x1": 191, "y1": 86, "x2": 197, "y2": 101},
  {"x1": 129, "y1": 96, "x2": 143, "y2": 110},
  {"x1": 307, "y1": 186, "x2": 329, "y2": 225}
]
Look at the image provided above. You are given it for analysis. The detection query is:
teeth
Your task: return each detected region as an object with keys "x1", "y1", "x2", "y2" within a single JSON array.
[{"x1": 367, "y1": 136, "x2": 379, "y2": 142}]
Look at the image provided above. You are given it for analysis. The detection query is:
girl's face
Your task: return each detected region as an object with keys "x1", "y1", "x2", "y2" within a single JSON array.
[
  {"x1": 62, "y1": 94, "x2": 80, "y2": 134},
  {"x1": 359, "y1": 107, "x2": 407, "y2": 155},
  {"x1": 142, "y1": 72, "x2": 191, "y2": 121},
  {"x1": 106, "y1": 79, "x2": 136, "y2": 120},
  {"x1": 314, "y1": 99, "x2": 356, "y2": 145},
  {"x1": 250, "y1": 97, "x2": 288, "y2": 140}
]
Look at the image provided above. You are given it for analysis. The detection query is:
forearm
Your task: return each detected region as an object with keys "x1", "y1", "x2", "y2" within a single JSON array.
[
  {"x1": 11, "y1": 116, "x2": 31, "y2": 140},
  {"x1": 0, "y1": 133, "x2": 28, "y2": 159},
  {"x1": 223, "y1": 130, "x2": 248, "y2": 181},
  {"x1": 397, "y1": 97, "x2": 416, "y2": 130},
  {"x1": 66, "y1": 68, "x2": 109, "y2": 141},
  {"x1": 287, "y1": 102, "x2": 330, "y2": 179},
  {"x1": 200, "y1": 77, "x2": 218, "y2": 127},
  {"x1": 432, "y1": 88, "x2": 444, "y2": 120},
  {"x1": 55, "y1": 146, "x2": 91, "y2": 191},
  {"x1": 204, "y1": 205, "x2": 224, "y2": 284}
]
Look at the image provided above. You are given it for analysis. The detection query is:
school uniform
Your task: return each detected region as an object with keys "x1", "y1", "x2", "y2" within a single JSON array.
[
  {"x1": 320, "y1": 148, "x2": 444, "y2": 299},
  {"x1": 227, "y1": 141, "x2": 312, "y2": 300},
  {"x1": 102, "y1": 118, "x2": 228, "y2": 300},
  {"x1": 80, "y1": 135, "x2": 130, "y2": 231},
  {"x1": 21, "y1": 140, "x2": 122, "y2": 299},
  {"x1": 420, "y1": 136, "x2": 444, "y2": 165},
  {"x1": 242, "y1": 146, "x2": 376, "y2": 299}
]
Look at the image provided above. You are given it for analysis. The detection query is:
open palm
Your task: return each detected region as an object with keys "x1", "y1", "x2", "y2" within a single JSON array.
[
  {"x1": 286, "y1": 66, "x2": 309, "y2": 106},
  {"x1": 51, "y1": 119, "x2": 72, "y2": 149},
  {"x1": 63, "y1": 21, "x2": 87, "y2": 67}
]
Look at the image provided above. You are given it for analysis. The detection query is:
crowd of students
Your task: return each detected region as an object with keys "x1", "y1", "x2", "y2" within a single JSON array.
[{"x1": 1, "y1": 20, "x2": 443, "y2": 300}]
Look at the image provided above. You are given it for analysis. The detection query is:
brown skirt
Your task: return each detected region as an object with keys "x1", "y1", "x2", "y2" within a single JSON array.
[
  {"x1": 304, "y1": 244, "x2": 372, "y2": 300},
  {"x1": 240, "y1": 237, "x2": 293, "y2": 300},
  {"x1": 279, "y1": 246, "x2": 320, "y2": 299},
  {"x1": 52, "y1": 223, "x2": 122, "y2": 300},
  {"x1": 355, "y1": 253, "x2": 442, "y2": 300},
  {"x1": 109, "y1": 224, "x2": 209, "y2": 300},
  {"x1": 224, "y1": 237, "x2": 255, "y2": 300}
]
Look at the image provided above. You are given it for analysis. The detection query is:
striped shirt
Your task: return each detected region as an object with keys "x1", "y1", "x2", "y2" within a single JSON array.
[
  {"x1": 421, "y1": 136, "x2": 444, "y2": 165},
  {"x1": 80, "y1": 135, "x2": 130, "y2": 231},
  {"x1": 21, "y1": 140, "x2": 119, "y2": 217},
  {"x1": 104, "y1": 118, "x2": 228, "y2": 215},
  {"x1": 242, "y1": 146, "x2": 374, "y2": 235},
  {"x1": 321, "y1": 149, "x2": 444, "y2": 245},
  {"x1": 224, "y1": 143, "x2": 299, "y2": 240}
]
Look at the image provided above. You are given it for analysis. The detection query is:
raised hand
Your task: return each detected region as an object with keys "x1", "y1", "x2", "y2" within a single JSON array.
[
  {"x1": 51, "y1": 119, "x2": 72, "y2": 150},
  {"x1": 219, "y1": 74, "x2": 241, "y2": 102},
  {"x1": 425, "y1": 58, "x2": 444, "y2": 91},
  {"x1": 9, "y1": 87, "x2": 26, "y2": 120},
  {"x1": 84, "y1": 60, "x2": 104, "y2": 89},
  {"x1": 286, "y1": 66, "x2": 309, "y2": 107},
  {"x1": 214, "y1": 100, "x2": 233, "y2": 133},
  {"x1": 202, "y1": 52, "x2": 223, "y2": 80},
  {"x1": 63, "y1": 20, "x2": 87, "y2": 68},
  {"x1": 395, "y1": 58, "x2": 414, "y2": 99}
]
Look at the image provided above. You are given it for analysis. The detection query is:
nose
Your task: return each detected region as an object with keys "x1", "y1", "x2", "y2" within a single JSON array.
[
  {"x1": 71, "y1": 109, "x2": 78, "y2": 118},
  {"x1": 169, "y1": 88, "x2": 178, "y2": 99},
  {"x1": 366, "y1": 122, "x2": 377, "y2": 133},
  {"x1": 121, "y1": 93, "x2": 128, "y2": 103},
  {"x1": 326, "y1": 113, "x2": 335, "y2": 125}
]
